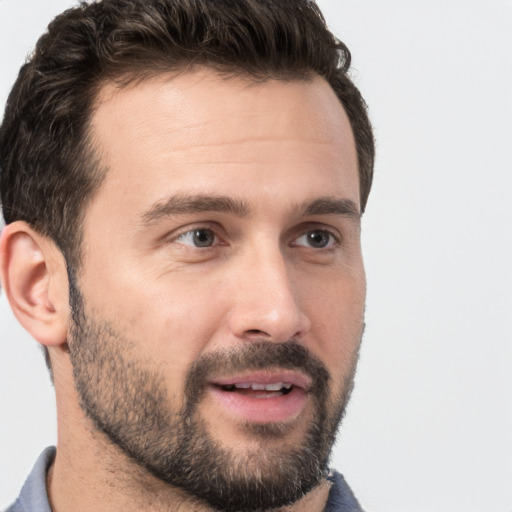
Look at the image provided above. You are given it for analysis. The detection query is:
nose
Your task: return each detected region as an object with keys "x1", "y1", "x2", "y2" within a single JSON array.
[{"x1": 227, "y1": 245, "x2": 311, "y2": 343}]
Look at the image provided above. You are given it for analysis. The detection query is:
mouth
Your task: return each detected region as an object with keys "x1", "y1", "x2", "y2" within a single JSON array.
[
  {"x1": 214, "y1": 381, "x2": 294, "y2": 398},
  {"x1": 207, "y1": 371, "x2": 311, "y2": 424}
]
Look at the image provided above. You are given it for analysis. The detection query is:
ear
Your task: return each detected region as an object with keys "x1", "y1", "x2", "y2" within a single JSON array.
[{"x1": 0, "y1": 221, "x2": 69, "y2": 347}]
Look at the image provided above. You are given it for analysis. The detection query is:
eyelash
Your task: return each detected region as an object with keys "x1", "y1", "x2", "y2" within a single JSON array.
[
  {"x1": 172, "y1": 225, "x2": 340, "y2": 250},
  {"x1": 291, "y1": 229, "x2": 339, "y2": 250},
  {"x1": 174, "y1": 227, "x2": 223, "y2": 248}
]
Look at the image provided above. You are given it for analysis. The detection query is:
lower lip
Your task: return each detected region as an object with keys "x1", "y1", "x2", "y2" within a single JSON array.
[{"x1": 208, "y1": 385, "x2": 309, "y2": 424}]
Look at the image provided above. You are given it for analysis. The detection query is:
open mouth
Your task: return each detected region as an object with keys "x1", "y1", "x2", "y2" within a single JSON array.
[
  {"x1": 207, "y1": 371, "x2": 311, "y2": 423},
  {"x1": 214, "y1": 382, "x2": 294, "y2": 398}
]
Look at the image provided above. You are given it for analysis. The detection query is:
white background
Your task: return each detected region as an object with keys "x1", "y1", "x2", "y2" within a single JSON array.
[{"x1": 1, "y1": 1, "x2": 511, "y2": 511}]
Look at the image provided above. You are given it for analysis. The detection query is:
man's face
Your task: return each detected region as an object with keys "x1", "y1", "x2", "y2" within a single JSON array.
[{"x1": 69, "y1": 70, "x2": 365, "y2": 510}]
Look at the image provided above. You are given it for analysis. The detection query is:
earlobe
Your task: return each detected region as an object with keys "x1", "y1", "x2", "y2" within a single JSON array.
[{"x1": 0, "y1": 221, "x2": 69, "y2": 347}]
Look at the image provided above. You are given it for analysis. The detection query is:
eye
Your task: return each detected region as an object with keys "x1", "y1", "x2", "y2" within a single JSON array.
[
  {"x1": 175, "y1": 228, "x2": 217, "y2": 248},
  {"x1": 294, "y1": 229, "x2": 337, "y2": 249}
]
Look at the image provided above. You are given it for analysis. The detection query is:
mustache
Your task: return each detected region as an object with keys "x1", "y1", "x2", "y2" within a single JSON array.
[{"x1": 184, "y1": 341, "x2": 331, "y2": 404}]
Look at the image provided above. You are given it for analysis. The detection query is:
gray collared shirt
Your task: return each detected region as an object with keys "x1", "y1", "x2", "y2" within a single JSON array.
[
  {"x1": 5, "y1": 447, "x2": 363, "y2": 512},
  {"x1": 5, "y1": 448, "x2": 54, "y2": 512}
]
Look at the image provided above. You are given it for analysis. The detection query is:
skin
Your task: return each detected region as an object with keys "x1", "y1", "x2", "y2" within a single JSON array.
[{"x1": 0, "y1": 69, "x2": 365, "y2": 511}]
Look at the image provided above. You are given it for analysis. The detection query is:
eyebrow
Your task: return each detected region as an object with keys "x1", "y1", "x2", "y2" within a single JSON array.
[
  {"x1": 140, "y1": 194, "x2": 360, "y2": 227},
  {"x1": 140, "y1": 194, "x2": 251, "y2": 226},
  {"x1": 297, "y1": 197, "x2": 361, "y2": 219}
]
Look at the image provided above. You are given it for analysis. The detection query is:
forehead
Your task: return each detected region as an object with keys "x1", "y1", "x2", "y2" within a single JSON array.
[{"x1": 88, "y1": 69, "x2": 359, "y2": 216}]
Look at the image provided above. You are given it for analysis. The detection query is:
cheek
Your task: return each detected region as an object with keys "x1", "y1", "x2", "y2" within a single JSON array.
[
  {"x1": 120, "y1": 276, "x2": 227, "y2": 363},
  {"x1": 78, "y1": 266, "x2": 228, "y2": 403},
  {"x1": 302, "y1": 269, "x2": 365, "y2": 381}
]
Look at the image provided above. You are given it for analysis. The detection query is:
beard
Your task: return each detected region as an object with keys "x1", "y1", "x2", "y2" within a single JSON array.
[{"x1": 67, "y1": 276, "x2": 360, "y2": 512}]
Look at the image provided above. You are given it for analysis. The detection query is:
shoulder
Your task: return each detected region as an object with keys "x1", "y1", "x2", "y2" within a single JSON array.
[
  {"x1": 324, "y1": 470, "x2": 365, "y2": 512},
  {"x1": 4, "y1": 447, "x2": 55, "y2": 512}
]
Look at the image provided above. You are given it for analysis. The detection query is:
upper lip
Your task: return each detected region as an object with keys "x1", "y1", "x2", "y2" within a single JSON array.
[{"x1": 210, "y1": 370, "x2": 312, "y2": 391}]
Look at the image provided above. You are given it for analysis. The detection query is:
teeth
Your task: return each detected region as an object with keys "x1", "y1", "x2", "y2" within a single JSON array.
[
  {"x1": 230, "y1": 382, "x2": 293, "y2": 391},
  {"x1": 263, "y1": 382, "x2": 284, "y2": 391}
]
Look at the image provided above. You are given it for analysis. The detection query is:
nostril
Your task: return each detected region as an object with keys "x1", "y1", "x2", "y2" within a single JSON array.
[{"x1": 243, "y1": 328, "x2": 274, "y2": 341}]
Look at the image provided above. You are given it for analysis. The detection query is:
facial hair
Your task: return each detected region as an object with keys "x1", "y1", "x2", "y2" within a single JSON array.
[{"x1": 67, "y1": 276, "x2": 360, "y2": 512}]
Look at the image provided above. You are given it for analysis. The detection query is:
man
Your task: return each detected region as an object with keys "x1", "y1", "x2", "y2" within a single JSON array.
[{"x1": 0, "y1": 0, "x2": 374, "y2": 510}]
